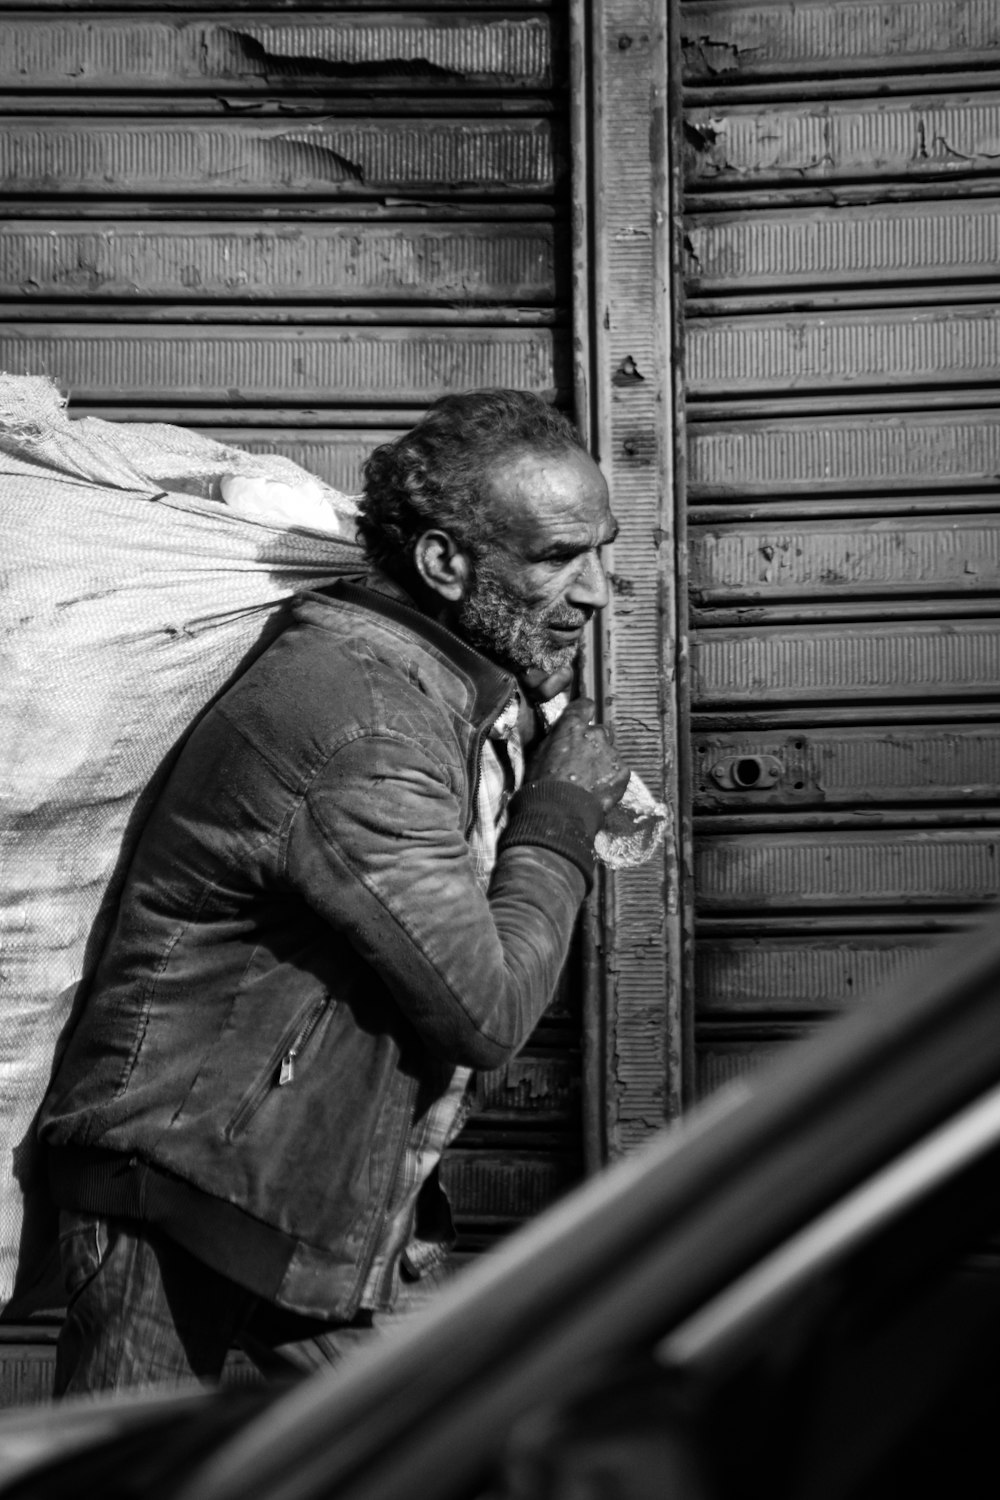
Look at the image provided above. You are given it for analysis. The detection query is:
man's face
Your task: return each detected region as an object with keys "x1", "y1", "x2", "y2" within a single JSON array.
[{"x1": 456, "y1": 446, "x2": 618, "y2": 676}]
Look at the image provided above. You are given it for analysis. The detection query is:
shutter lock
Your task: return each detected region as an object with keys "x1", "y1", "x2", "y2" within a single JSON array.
[{"x1": 710, "y1": 754, "x2": 783, "y2": 791}]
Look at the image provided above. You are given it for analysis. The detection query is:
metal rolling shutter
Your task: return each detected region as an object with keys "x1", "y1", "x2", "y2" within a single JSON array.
[
  {"x1": 0, "y1": 0, "x2": 578, "y2": 1312},
  {"x1": 680, "y1": 0, "x2": 1000, "y2": 1095}
]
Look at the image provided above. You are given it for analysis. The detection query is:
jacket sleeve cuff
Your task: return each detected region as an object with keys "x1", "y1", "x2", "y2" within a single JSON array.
[{"x1": 498, "y1": 778, "x2": 604, "y2": 892}]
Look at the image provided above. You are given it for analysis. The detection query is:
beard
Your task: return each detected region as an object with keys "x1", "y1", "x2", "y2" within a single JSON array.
[{"x1": 456, "y1": 560, "x2": 589, "y2": 676}]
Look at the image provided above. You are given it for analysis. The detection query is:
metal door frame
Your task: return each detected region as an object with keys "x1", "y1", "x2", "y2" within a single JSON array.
[{"x1": 570, "y1": 0, "x2": 690, "y2": 1165}]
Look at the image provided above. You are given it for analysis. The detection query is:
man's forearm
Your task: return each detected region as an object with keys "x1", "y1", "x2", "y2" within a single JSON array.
[{"x1": 286, "y1": 734, "x2": 594, "y2": 1069}]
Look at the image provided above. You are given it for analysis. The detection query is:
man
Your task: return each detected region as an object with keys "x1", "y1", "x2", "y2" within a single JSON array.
[{"x1": 39, "y1": 389, "x2": 628, "y2": 1392}]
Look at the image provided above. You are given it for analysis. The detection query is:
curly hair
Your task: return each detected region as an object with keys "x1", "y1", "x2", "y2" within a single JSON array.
[{"x1": 356, "y1": 390, "x2": 586, "y2": 583}]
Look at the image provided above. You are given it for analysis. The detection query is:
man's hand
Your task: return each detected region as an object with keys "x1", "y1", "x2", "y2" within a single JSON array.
[
  {"x1": 520, "y1": 663, "x2": 576, "y2": 705},
  {"x1": 523, "y1": 697, "x2": 630, "y2": 814}
]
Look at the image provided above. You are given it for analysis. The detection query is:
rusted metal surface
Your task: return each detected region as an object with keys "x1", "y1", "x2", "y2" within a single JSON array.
[
  {"x1": 583, "y1": 0, "x2": 681, "y2": 1151},
  {"x1": 473, "y1": 1055, "x2": 580, "y2": 1124},
  {"x1": 695, "y1": 934, "x2": 937, "y2": 1013},
  {"x1": 687, "y1": 304, "x2": 1000, "y2": 396},
  {"x1": 691, "y1": 516, "x2": 1000, "y2": 603},
  {"x1": 688, "y1": 409, "x2": 1000, "y2": 496},
  {"x1": 569, "y1": 0, "x2": 604, "y2": 1174},
  {"x1": 0, "y1": 119, "x2": 557, "y2": 197},
  {"x1": 439, "y1": 1150, "x2": 580, "y2": 1224},
  {"x1": 0, "y1": 14, "x2": 552, "y2": 90},
  {"x1": 694, "y1": 1028, "x2": 806, "y2": 1097},
  {"x1": 638, "y1": 597, "x2": 1000, "y2": 627},
  {"x1": 693, "y1": 724, "x2": 1000, "y2": 811},
  {"x1": 0, "y1": 1344, "x2": 56, "y2": 1409},
  {"x1": 693, "y1": 619, "x2": 1000, "y2": 707},
  {"x1": 194, "y1": 429, "x2": 392, "y2": 494},
  {"x1": 692, "y1": 390, "x2": 1000, "y2": 420},
  {"x1": 696, "y1": 829, "x2": 1000, "y2": 910},
  {"x1": 685, "y1": 94, "x2": 1000, "y2": 184},
  {"x1": 0, "y1": 1, "x2": 580, "y2": 1246},
  {"x1": 679, "y1": 1, "x2": 1000, "y2": 1107},
  {"x1": 693, "y1": 494, "x2": 1000, "y2": 523},
  {"x1": 685, "y1": 199, "x2": 1000, "y2": 294},
  {"x1": 0, "y1": 325, "x2": 562, "y2": 403},
  {"x1": 0, "y1": 0, "x2": 548, "y2": 7},
  {"x1": 0, "y1": 222, "x2": 555, "y2": 303},
  {"x1": 692, "y1": 703, "x2": 1000, "y2": 732},
  {"x1": 0, "y1": 1336, "x2": 255, "y2": 1404},
  {"x1": 3, "y1": 303, "x2": 555, "y2": 330},
  {"x1": 681, "y1": 0, "x2": 1000, "y2": 80}
]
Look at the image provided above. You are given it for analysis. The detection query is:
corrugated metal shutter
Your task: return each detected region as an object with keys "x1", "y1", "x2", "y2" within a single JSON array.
[
  {"x1": 0, "y1": 0, "x2": 578, "y2": 1275},
  {"x1": 680, "y1": 0, "x2": 1000, "y2": 1095}
]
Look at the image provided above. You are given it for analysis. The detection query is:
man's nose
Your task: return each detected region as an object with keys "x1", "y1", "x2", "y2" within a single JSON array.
[{"x1": 568, "y1": 549, "x2": 610, "y2": 611}]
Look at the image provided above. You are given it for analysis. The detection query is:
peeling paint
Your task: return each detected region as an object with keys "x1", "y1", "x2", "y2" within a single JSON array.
[
  {"x1": 620, "y1": 428, "x2": 656, "y2": 465},
  {"x1": 608, "y1": 572, "x2": 636, "y2": 597},
  {"x1": 682, "y1": 231, "x2": 702, "y2": 275},
  {"x1": 612, "y1": 354, "x2": 645, "y2": 385},
  {"x1": 680, "y1": 34, "x2": 759, "y2": 76},
  {"x1": 684, "y1": 119, "x2": 722, "y2": 153},
  {"x1": 686, "y1": 97, "x2": 1000, "y2": 184},
  {"x1": 261, "y1": 132, "x2": 365, "y2": 184},
  {"x1": 225, "y1": 29, "x2": 466, "y2": 86},
  {"x1": 0, "y1": 119, "x2": 555, "y2": 197},
  {"x1": 680, "y1": 0, "x2": 1000, "y2": 80},
  {"x1": 931, "y1": 131, "x2": 989, "y2": 163}
]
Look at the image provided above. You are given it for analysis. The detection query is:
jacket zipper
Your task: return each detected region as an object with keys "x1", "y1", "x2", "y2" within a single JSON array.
[
  {"x1": 277, "y1": 996, "x2": 329, "y2": 1087},
  {"x1": 465, "y1": 721, "x2": 489, "y2": 837},
  {"x1": 465, "y1": 682, "x2": 519, "y2": 836},
  {"x1": 225, "y1": 994, "x2": 330, "y2": 1140}
]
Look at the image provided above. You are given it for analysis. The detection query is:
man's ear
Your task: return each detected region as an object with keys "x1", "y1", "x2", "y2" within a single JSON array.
[{"x1": 412, "y1": 529, "x2": 472, "y2": 602}]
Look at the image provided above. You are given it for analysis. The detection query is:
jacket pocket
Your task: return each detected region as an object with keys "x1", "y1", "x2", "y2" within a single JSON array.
[{"x1": 223, "y1": 992, "x2": 333, "y2": 1143}]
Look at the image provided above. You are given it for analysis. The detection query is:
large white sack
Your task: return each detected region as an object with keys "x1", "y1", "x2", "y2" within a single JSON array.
[{"x1": 0, "y1": 375, "x2": 360, "y2": 1311}]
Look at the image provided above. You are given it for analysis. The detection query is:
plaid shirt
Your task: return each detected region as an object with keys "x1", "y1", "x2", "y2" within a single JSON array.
[{"x1": 360, "y1": 692, "x2": 525, "y2": 1307}]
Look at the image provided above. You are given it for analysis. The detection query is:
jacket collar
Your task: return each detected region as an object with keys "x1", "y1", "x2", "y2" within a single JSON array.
[{"x1": 309, "y1": 575, "x2": 516, "y2": 727}]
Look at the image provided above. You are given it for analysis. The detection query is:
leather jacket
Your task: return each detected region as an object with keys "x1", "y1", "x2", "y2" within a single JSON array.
[{"x1": 40, "y1": 578, "x2": 601, "y2": 1317}]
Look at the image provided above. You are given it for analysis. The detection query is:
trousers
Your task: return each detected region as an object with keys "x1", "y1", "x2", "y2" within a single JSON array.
[{"x1": 54, "y1": 1211, "x2": 442, "y2": 1395}]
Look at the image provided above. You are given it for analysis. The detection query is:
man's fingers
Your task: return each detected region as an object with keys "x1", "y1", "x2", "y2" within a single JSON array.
[
  {"x1": 561, "y1": 696, "x2": 595, "y2": 723},
  {"x1": 522, "y1": 663, "x2": 575, "y2": 703},
  {"x1": 594, "y1": 765, "x2": 631, "y2": 812},
  {"x1": 526, "y1": 696, "x2": 631, "y2": 809}
]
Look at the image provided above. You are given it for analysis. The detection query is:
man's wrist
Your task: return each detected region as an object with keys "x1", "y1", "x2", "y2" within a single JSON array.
[{"x1": 499, "y1": 777, "x2": 603, "y2": 890}]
